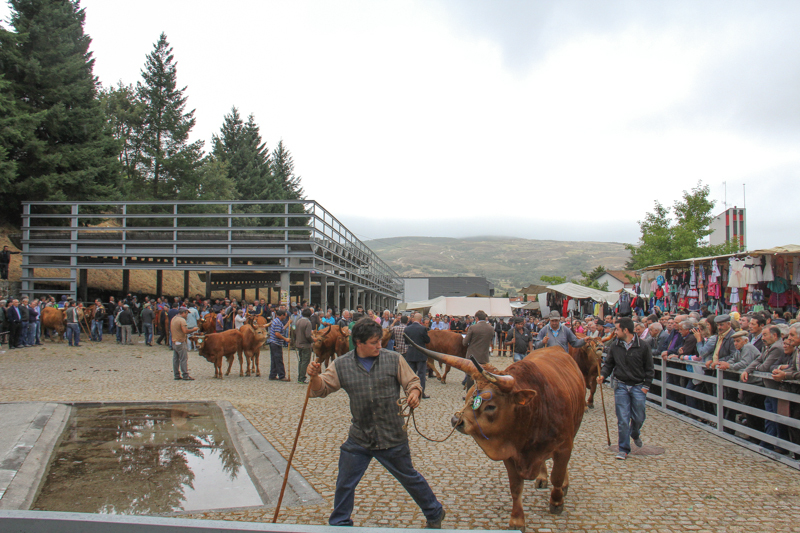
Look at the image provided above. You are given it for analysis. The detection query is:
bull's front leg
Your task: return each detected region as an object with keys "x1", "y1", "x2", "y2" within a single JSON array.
[
  {"x1": 548, "y1": 448, "x2": 572, "y2": 514},
  {"x1": 503, "y1": 459, "x2": 526, "y2": 533},
  {"x1": 225, "y1": 354, "x2": 235, "y2": 376},
  {"x1": 238, "y1": 349, "x2": 244, "y2": 376},
  {"x1": 215, "y1": 358, "x2": 223, "y2": 379},
  {"x1": 427, "y1": 360, "x2": 443, "y2": 383},
  {"x1": 244, "y1": 351, "x2": 252, "y2": 376},
  {"x1": 587, "y1": 379, "x2": 597, "y2": 409},
  {"x1": 440, "y1": 363, "x2": 450, "y2": 384},
  {"x1": 254, "y1": 350, "x2": 261, "y2": 377}
]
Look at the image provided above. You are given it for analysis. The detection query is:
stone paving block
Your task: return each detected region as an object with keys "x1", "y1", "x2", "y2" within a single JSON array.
[{"x1": 0, "y1": 342, "x2": 798, "y2": 531}]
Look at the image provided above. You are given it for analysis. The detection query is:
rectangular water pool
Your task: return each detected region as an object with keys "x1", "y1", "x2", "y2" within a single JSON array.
[{"x1": 32, "y1": 402, "x2": 264, "y2": 514}]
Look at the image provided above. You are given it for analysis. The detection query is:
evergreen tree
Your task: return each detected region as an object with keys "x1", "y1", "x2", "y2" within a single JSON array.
[
  {"x1": 135, "y1": 32, "x2": 202, "y2": 199},
  {"x1": 211, "y1": 107, "x2": 273, "y2": 201},
  {"x1": 100, "y1": 81, "x2": 145, "y2": 195},
  {"x1": 271, "y1": 140, "x2": 305, "y2": 200},
  {"x1": 0, "y1": 0, "x2": 121, "y2": 224},
  {"x1": 0, "y1": 76, "x2": 20, "y2": 195},
  {"x1": 270, "y1": 140, "x2": 307, "y2": 226}
]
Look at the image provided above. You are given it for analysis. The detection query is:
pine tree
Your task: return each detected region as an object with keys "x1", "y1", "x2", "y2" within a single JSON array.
[
  {"x1": 211, "y1": 107, "x2": 273, "y2": 201},
  {"x1": 270, "y1": 140, "x2": 307, "y2": 226},
  {"x1": 135, "y1": 32, "x2": 202, "y2": 199},
  {"x1": 0, "y1": 0, "x2": 121, "y2": 224},
  {"x1": 99, "y1": 81, "x2": 145, "y2": 195}
]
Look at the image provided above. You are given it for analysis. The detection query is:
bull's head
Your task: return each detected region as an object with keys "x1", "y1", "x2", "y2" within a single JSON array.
[
  {"x1": 189, "y1": 334, "x2": 205, "y2": 351},
  {"x1": 404, "y1": 334, "x2": 538, "y2": 461}
]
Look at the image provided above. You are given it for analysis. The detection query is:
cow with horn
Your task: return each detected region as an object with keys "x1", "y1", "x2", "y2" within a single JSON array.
[{"x1": 404, "y1": 334, "x2": 585, "y2": 532}]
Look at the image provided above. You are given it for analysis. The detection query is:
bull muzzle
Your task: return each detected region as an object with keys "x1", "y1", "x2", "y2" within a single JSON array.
[{"x1": 451, "y1": 414, "x2": 465, "y2": 433}]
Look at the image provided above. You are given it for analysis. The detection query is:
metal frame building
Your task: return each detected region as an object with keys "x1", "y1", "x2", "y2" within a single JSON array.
[{"x1": 19, "y1": 201, "x2": 401, "y2": 311}]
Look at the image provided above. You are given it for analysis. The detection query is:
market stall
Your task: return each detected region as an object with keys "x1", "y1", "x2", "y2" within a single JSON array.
[{"x1": 637, "y1": 244, "x2": 800, "y2": 315}]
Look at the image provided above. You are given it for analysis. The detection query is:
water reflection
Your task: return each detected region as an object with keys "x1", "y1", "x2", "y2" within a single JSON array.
[{"x1": 33, "y1": 403, "x2": 263, "y2": 514}]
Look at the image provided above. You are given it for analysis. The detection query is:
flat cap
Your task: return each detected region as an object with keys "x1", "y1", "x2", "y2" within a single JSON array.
[
  {"x1": 548, "y1": 310, "x2": 561, "y2": 319},
  {"x1": 732, "y1": 330, "x2": 748, "y2": 339},
  {"x1": 714, "y1": 314, "x2": 731, "y2": 323}
]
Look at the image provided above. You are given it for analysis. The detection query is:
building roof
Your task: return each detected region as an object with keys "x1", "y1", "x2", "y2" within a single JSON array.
[{"x1": 601, "y1": 270, "x2": 638, "y2": 284}]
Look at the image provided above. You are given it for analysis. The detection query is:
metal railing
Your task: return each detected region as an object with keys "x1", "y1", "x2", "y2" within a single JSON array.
[
  {"x1": 20, "y1": 201, "x2": 401, "y2": 299},
  {"x1": 647, "y1": 358, "x2": 800, "y2": 469}
]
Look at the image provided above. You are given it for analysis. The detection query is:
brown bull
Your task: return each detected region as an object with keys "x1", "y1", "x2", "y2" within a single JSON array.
[
  {"x1": 189, "y1": 329, "x2": 244, "y2": 379},
  {"x1": 312, "y1": 325, "x2": 350, "y2": 367},
  {"x1": 569, "y1": 336, "x2": 603, "y2": 409},
  {"x1": 41, "y1": 307, "x2": 66, "y2": 342},
  {"x1": 240, "y1": 323, "x2": 268, "y2": 377},
  {"x1": 425, "y1": 330, "x2": 468, "y2": 384},
  {"x1": 200, "y1": 313, "x2": 217, "y2": 334},
  {"x1": 408, "y1": 336, "x2": 585, "y2": 532}
]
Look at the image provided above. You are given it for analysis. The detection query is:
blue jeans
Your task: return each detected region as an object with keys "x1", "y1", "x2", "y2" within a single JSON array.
[
  {"x1": 615, "y1": 382, "x2": 647, "y2": 454},
  {"x1": 386, "y1": 339, "x2": 395, "y2": 352},
  {"x1": 108, "y1": 315, "x2": 115, "y2": 334},
  {"x1": 330, "y1": 438, "x2": 442, "y2": 526},
  {"x1": 19, "y1": 322, "x2": 29, "y2": 346},
  {"x1": 66, "y1": 323, "x2": 80, "y2": 346},
  {"x1": 513, "y1": 352, "x2": 526, "y2": 362},
  {"x1": 143, "y1": 323, "x2": 153, "y2": 345},
  {"x1": 27, "y1": 322, "x2": 37, "y2": 346},
  {"x1": 91, "y1": 319, "x2": 104, "y2": 341}
]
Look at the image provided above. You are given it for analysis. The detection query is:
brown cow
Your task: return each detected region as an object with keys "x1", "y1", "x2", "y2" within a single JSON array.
[
  {"x1": 240, "y1": 323, "x2": 268, "y2": 377},
  {"x1": 78, "y1": 304, "x2": 95, "y2": 334},
  {"x1": 409, "y1": 337, "x2": 585, "y2": 531},
  {"x1": 41, "y1": 307, "x2": 67, "y2": 342},
  {"x1": 569, "y1": 336, "x2": 603, "y2": 409},
  {"x1": 312, "y1": 325, "x2": 350, "y2": 367},
  {"x1": 200, "y1": 313, "x2": 217, "y2": 334},
  {"x1": 425, "y1": 330, "x2": 468, "y2": 384},
  {"x1": 189, "y1": 329, "x2": 244, "y2": 379}
]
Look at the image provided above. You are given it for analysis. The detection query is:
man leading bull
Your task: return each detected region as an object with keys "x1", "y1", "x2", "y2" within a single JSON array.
[
  {"x1": 536, "y1": 311, "x2": 585, "y2": 352},
  {"x1": 306, "y1": 318, "x2": 445, "y2": 529}
]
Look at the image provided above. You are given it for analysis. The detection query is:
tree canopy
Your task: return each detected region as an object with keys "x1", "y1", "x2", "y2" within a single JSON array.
[
  {"x1": 625, "y1": 182, "x2": 740, "y2": 270},
  {"x1": 0, "y1": 3, "x2": 306, "y2": 225}
]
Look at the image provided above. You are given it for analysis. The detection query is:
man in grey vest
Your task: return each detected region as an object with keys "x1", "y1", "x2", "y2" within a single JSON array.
[
  {"x1": 295, "y1": 307, "x2": 314, "y2": 384},
  {"x1": 307, "y1": 318, "x2": 445, "y2": 529}
]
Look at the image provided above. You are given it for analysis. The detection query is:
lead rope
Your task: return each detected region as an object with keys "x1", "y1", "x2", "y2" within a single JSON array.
[{"x1": 396, "y1": 397, "x2": 469, "y2": 443}]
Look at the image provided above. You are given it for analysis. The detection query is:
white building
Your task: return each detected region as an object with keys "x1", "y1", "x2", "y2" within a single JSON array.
[
  {"x1": 709, "y1": 207, "x2": 746, "y2": 249},
  {"x1": 595, "y1": 270, "x2": 638, "y2": 292}
]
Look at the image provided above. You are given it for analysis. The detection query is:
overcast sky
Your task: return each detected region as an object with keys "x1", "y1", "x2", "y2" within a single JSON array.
[{"x1": 3, "y1": 1, "x2": 798, "y2": 249}]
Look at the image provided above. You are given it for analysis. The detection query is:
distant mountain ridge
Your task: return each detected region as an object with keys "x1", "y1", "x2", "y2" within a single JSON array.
[{"x1": 366, "y1": 236, "x2": 631, "y2": 294}]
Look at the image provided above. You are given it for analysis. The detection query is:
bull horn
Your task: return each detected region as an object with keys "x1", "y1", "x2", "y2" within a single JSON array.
[
  {"x1": 469, "y1": 356, "x2": 515, "y2": 393},
  {"x1": 404, "y1": 334, "x2": 479, "y2": 378}
]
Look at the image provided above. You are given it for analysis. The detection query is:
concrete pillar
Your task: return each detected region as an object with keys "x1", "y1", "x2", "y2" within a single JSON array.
[
  {"x1": 255, "y1": 286, "x2": 260, "y2": 300},
  {"x1": 303, "y1": 272, "x2": 311, "y2": 307},
  {"x1": 320, "y1": 275, "x2": 328, "y2": 312},
  {"x1": 281, "y1": 272, "x2": 291, "y2": 308},
  {"x1": 122, "y1": 269, "x2": 130, "y2": 296},
  {"x1": 343, "y1": 284, "x2": 351, "y2": 312},
  {"x1": 157, "y1": 270, "x2": 163, "y2": 297},
  {"x1": 333, "y1": 279, "x2": 341, "y2": 313},
  {"x1": 184, "y1": 270, "x2": 190, "y2": 300}
]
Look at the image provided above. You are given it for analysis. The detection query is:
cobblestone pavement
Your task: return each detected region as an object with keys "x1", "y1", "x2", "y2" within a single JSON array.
[{"x1": 1, "y1": 338, "x2": 799, "y2": 532}]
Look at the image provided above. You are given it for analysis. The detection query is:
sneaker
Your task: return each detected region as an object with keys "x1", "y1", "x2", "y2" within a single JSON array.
[
  {"x1": 182, "y1": 376, "x2": 195, "y2": 381},
  {"x1": 615, "y1": 451, "x2": 627, "y2": 460},
  {"x1": 174, "y1": 377, "x2": 182, "y2": 381},
  {"x1": 426, "y1": 508, "x2": 446, "y2": 529},
  {"x1": 633, "y1": 437, "x2": 643, "y2": 448}
]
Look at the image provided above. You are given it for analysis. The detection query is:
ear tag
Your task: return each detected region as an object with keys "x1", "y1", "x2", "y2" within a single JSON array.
[{"x1": 472, "y1": 395, "x2": 482, "y2": 410}]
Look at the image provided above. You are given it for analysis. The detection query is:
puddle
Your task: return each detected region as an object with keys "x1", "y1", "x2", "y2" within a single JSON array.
[{"x1": 32, "y1": 402, "x2": 264, "y2": 514}]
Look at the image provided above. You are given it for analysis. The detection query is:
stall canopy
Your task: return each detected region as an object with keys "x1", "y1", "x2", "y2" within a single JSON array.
[
  {"x1": 546, "y1": 282, "x2": 620, "y2": 304},
  {"x1": 510, "y1": 301, "x2": 540, "y2": 310},
  {"x1": 402, "y1": 296, "x2": 513, "y2": 317},
  {"x1": 519, "y1": 284, "x2": 550, "y2": 295}
]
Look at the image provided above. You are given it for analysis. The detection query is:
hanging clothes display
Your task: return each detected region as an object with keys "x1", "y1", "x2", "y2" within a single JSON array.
[
  {"x1": 727, "y1": 258, "x2": 747, "y2": 288},
  {"x1": 763, "y1": 255, "x2": 775, "y2": 282},
  {"x1": 744, "y1": 256, "x2": 760, "y2": 285},
  {"x1": 793, "y1": 255, "x2": 800, "y2": 285}
]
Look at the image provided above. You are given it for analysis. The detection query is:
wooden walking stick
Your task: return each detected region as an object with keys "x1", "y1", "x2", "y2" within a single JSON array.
[
  {"x1": 596, "y1": 357, "x2": 611, "y2": 446},
  {"x1": 272, "y1": 358, "x2": 317, "y2": 523}
]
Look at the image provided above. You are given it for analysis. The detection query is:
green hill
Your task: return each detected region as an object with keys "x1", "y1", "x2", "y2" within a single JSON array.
[{"x1": 366, "y1": 236, "x2": 630, "y2": 294}]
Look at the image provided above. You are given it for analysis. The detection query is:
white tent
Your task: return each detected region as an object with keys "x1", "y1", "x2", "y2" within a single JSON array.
[
  {"x1": 402, "y1": 296, "x2": 513, "y2": 317},
  {"x1": 546, "y1": 282, "x2": 620, "y2": 304}
]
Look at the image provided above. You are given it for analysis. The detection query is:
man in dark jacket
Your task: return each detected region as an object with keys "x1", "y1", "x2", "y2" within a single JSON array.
[
  {"x1": 598, "y1": 317, "x2": 654, "y2": 460},
  {"x1": 403, "y1": 313, "x2": 431, "y2": 398},
  {"x1": 91, "y1": 299, "x2": 106, "y2": 342},
  {"x1": 0, "y1": 245, "x2": 20, "y2": 281}
]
